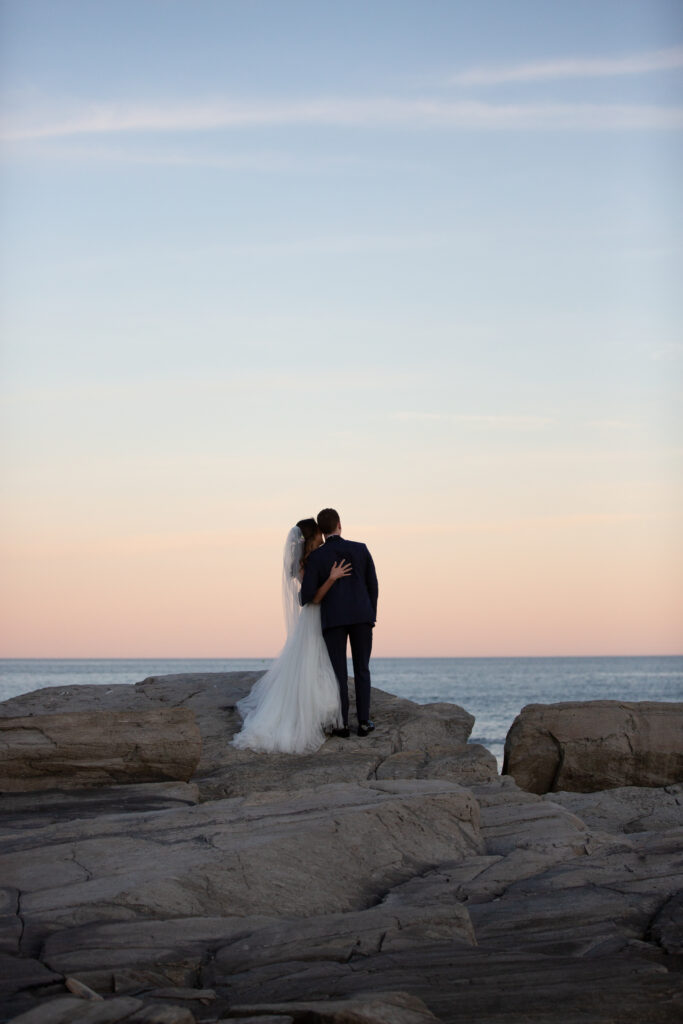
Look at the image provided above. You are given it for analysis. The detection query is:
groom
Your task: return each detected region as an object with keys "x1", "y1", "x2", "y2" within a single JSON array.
[{"x1": 301, "y1": 509, "x2": 378, "y2": 737}]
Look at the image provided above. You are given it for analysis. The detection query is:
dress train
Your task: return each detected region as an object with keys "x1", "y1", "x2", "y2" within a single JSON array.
[{"x1": 231, "y1": 603, "x2": 341, "y2": 755}]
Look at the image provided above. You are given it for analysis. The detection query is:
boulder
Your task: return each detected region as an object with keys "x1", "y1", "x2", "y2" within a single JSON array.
[
  {"x1": 0, "y1": 710, "x2": 202, "y2": 792},
  {"x1": 503, "y1": 700, "x2": 683, "y2": 794}
]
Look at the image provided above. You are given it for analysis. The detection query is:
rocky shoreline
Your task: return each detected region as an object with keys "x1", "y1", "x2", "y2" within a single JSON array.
[{"x1": 0, "y1": 672, "x2": 682, "y2": 1023}]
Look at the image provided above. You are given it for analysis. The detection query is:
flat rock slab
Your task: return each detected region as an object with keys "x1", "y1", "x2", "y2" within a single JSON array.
[
  {"x1": 467, "y1": 828, "x2": 683, "y2": 955},
  {"x1": 375, "y1": 743, "x2": 497, "y2": 785},
  {"x1": 0, "y1": 779, "x2": 482, "y2": 947},
  {"x1": 215, "y1": 947, "x2": 682, "y2": 1024},
  {"x1": 227, "y1": 991, "x2": 441, "y2": 1024},
  {"x1": 503, "y1": 700, "x2": 683, "y2": 793},
  {"x1": 0, "y1": 782, "x2": 200, "y2": 828},
  {"x1": 545, "y1": 783, "x2": 683, "y2": 834},
  {"x1": 6, "y1": 996, "x2": 196, "y2": 1022},
  {"x1": 43, "y1": 866, "x2": 477, "y2": 980},
  {"x1": 0, "y1": 710, "x2": 202, "y2": 791}
]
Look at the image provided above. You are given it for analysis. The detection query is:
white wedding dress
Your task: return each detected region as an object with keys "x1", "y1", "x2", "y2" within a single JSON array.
[{"x1": 231, "y1": 526, "x2": 342, "y2": 754}]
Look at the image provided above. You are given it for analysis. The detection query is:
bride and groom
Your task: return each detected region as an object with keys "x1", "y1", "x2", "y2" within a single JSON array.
[{"x1": 232, "y1": 508, "x2": 379, "y2": 754}]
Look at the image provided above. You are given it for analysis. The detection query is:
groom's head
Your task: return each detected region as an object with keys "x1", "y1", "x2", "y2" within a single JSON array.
[{"x1": 317, "y1": 508, "x2": 341, "y2": 537}]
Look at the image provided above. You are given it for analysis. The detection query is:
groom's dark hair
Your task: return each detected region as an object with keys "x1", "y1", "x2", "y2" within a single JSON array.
[{"x1": 317, "y1": 508, "x2": 340, "y2": 536}]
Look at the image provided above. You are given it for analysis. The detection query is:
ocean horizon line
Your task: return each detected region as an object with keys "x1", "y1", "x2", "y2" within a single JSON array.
[{"x1": 2, "y1": 653, "x2": 682, "y2": 663}]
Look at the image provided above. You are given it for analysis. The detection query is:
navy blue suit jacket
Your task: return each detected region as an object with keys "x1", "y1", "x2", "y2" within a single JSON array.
[{"x1": 301, "y1": 535, "x2": 378, "y2": 632}]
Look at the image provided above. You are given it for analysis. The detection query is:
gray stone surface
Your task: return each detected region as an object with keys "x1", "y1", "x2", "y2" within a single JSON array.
[
  {"x1": 2, "y1": 674, "x2": 683, "y2": 1024},
  {"x1": 6, "y1": 998, "x2": 196, "y2": 1023},
  {"x1": 0, "y1": 782, "x2": 200, "y2": 827},
  {"x1": 0, "y1": 675, "x2": 476, "y2": 800},
  {"x1": 503, "y1": 700, "x2": 683, "y2": 793},
  {"x1": 0, "y1": 710, "x2": 201, "y2": 791},
  {"x1": 545, "y1": 782, "x2": 683, "y2": 833},
  {"x1": 2, "y1": 779, "x2": 481, "y2": 943},
  {"x1": 226, "y1": 991, "x2": 440, "y2": 1024},
  {"x1": 374, "y1": 743, "x2": 497, "y2": 785},
  {"x1": 650, "y1": 890, "x2": 683, "y2": 954}
]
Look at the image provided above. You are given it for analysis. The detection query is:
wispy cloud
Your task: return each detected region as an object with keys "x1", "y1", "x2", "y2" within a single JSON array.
[
  {"x1": 5, "y1": 141, "x2": 423, "y2": 174},
  {"x1": 2, "y1": 95, "x2": 682, "y2": 142},
  {"x1": 15, "y1": 143, "x2": 319, "y2": 172},
  {"x1": 448, "y1": 45, "x2": 683, "y2": 86}
]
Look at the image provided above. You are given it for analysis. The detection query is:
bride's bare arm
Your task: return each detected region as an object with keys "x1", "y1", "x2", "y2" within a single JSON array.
[{"x1": 312, "y1": 560, "x2": 352, "y2": 605}]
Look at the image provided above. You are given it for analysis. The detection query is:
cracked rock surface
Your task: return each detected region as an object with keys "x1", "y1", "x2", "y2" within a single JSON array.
[
  {"x1": 0, "y1": 710, "x2": 202, "y2": 792},
  {"x1": 1, "y1": 673, "x2": 682, "y2": 1023}
]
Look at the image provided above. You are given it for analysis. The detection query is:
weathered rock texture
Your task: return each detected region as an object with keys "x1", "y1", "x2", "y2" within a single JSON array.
[
  {"x1": 1, "y1": 675, "x2": 682, "y2": 1024},
  {"x1": 503, "y1": 699, "x2": 683, "y2": 794},
  {"x1": 0, "y1": 709, "x2": 202, "y2": 792},
  {"x1": 546, "y1": 783, "x2": 683, "y2": 834}
]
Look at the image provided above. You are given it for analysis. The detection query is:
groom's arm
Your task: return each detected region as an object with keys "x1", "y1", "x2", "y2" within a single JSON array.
[{"x1": 364, "y1": 546, "x2": 378, "y2": 619}]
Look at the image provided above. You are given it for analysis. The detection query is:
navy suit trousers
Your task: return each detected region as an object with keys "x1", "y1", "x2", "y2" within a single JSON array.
[{"x1": 323, "y1": 622, "x2": 373, "y2": 725}]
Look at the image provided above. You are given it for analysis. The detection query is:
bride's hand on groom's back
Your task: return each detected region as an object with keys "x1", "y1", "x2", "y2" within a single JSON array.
[{"x1": 329, "y1": 559, "x2": 352, "y2": 582}]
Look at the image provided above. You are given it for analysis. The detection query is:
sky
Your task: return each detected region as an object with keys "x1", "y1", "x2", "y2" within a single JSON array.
[{"x1": 1, "y1": 0, "x2": 682, "y2": 658}]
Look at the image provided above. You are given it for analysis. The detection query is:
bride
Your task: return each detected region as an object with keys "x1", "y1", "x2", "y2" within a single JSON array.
[{"x1": 231, "y1": 518, "x2": 351, "y2": 754}]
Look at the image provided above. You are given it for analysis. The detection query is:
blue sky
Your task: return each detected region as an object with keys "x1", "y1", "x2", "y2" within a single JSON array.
[{"x1": 1, "y1": 0, "x2": 681, "y2": 656}]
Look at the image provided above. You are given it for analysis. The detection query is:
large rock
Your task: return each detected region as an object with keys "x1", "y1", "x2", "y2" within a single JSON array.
[
  {"x1": 503, "y1": 700, "x2": 683, "y2": 794},
  {"x1": 0, "y1": 778, "x2": 482, "y2": 941},
  {"x1": 201, "y1": 782, "x2": 683, "y2": 1023},
  {"x1": 2, "y1": 674, "x2": 683, "y2": 1024},
  {"x1": 0, "y1": 675, "x2": 481, "y2": 799},
  {"x1": 0, "y1": 710, "x2": 202, "y2": 792}
]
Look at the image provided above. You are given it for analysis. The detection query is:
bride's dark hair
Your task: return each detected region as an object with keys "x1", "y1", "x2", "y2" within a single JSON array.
[{"x1": 296, "y1": 517, "x2": 321, "y2": 571}]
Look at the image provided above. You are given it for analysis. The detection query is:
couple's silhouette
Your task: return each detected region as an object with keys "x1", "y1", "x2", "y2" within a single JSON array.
[{"x1": 232, "y1": 509, "x2": 378, "y2": 753}]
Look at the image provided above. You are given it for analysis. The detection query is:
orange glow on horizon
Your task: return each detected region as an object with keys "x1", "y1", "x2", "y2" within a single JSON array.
[{"x1": 2, "y1": 517, "x2": 681, "y2": 658}]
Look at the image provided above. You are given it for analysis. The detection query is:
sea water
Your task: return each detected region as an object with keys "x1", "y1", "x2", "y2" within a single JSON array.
[{"x1": 1, "y1": 655, "x2": 681, "y2": 767}]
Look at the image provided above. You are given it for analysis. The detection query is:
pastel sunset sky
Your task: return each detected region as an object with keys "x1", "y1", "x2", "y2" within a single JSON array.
[{"x1": 1, "y1": 0, "x2": 681, "y2": 657}]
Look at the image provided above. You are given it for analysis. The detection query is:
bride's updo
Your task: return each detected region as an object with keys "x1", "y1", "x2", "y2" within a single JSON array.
[{"x1": 296, "y1": 517, "x2": 322, "y2": 571}]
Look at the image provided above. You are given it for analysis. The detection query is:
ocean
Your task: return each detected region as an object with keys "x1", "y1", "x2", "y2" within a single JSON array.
[{"x1": 1, "y1": 655, "x2": 681, "y2": 767}]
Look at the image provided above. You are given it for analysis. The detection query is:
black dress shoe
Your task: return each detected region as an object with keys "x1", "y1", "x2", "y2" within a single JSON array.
[
  {"x1": 332, "y1": 726, "x2": 350, "y2": 738},
  {"x1": 357, "y1": 720, "x2": 375, "y2": 737}
]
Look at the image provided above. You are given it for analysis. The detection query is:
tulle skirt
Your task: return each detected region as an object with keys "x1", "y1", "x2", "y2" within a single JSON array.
[{"x1": 231, "y1": 603, "x2": 342, "y2": 754}]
